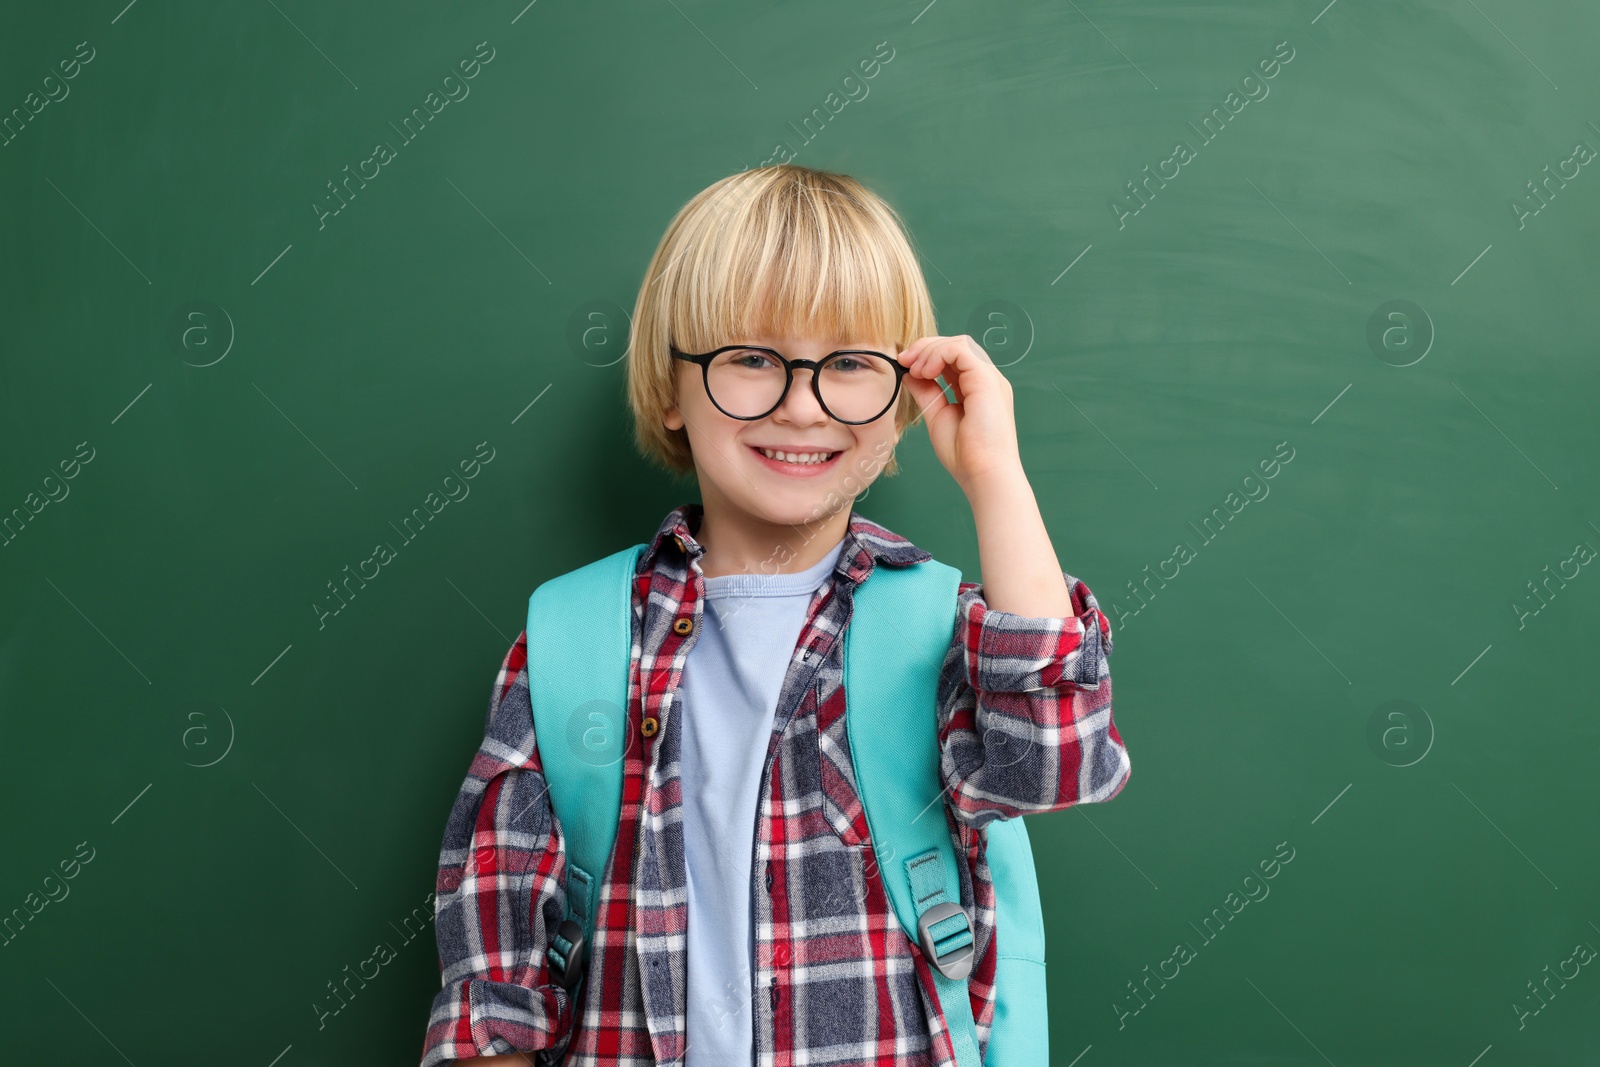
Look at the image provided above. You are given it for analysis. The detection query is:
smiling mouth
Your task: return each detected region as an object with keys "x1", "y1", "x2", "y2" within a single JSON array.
[{"x1": 748, "y1": 445, "x2": 843, "y2": 474}]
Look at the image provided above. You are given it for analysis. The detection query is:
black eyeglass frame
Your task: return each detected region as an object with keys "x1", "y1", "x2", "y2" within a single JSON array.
[{"x1": 670, "y1": 344, "x2": 909, "y2": 425}]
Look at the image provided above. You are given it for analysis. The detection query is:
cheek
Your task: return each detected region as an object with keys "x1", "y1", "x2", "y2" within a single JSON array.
[
  {"x1": 850, "y1": 424, "x2": 897, "y2": 466},
  {"x1": 672, "y1": 375, "x2": 719, "y2": 431},
  {"x1": 870, "y1": 415, "x2": 901, "y2": 447}
]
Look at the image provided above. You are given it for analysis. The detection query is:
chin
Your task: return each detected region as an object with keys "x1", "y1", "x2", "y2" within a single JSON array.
[{"x1": 747, "y1": 491, "x2": 847, "y2": 528}]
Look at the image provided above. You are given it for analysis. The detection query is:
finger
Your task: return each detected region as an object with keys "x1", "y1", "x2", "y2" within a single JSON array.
[
  {"x1": 930, "y1": 335, "x2": 994, "y2": 388},
  {"x1": 949, "y1": 337, "x2": 986, "y2": 401},
  {"x1": 913, "y1": 336, "x2": 960, "y2": 379},
  {"x1": 903, "y1": 372, "x2": 951, "y2": 424},
  {"x1": 896, "y1": 335, "x2": 936, "y2": 366},
  {"x1": 928, "y1": 336, "x2": 981, "y2": 386},
  {"x1": 963, "y1": 334, "x2": 996, "y2": 367}
]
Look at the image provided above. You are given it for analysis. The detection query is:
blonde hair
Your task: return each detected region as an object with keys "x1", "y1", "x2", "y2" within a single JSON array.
[{"x1": 626, "y1": 164, "x2": 937, "y2": 479}]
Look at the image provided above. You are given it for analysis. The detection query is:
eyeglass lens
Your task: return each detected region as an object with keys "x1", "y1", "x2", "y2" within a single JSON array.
[{"x1": 705, "y1": 349, "x2": 898, "y2": 422}]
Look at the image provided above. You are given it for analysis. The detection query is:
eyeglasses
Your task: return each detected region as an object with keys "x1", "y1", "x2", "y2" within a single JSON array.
[{"x1": 670, "y1": 344, "x2": 908, "y2": 425}]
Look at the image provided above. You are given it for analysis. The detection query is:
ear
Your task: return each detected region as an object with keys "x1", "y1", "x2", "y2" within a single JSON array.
[{"x1": 663, "y1": 361, "x2": 688, "y2": 432}]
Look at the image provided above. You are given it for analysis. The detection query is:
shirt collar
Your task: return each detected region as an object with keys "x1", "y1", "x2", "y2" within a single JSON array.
[{"x1": 637, "y1": 501, "x2": 933, "y2": 585}]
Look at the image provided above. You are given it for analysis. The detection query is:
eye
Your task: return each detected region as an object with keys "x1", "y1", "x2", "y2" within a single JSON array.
[{"x1": 725, "y1": 348, "x2": 780, "y2": 369}]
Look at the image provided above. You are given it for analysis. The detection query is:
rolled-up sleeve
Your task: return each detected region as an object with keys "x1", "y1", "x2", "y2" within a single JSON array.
[
  {"x1": 420, "y1": 632, "x2": 576, "y2": 1067},
  {"x1": 936, "y1": 571, "x2": 1131, "y2": 831}
]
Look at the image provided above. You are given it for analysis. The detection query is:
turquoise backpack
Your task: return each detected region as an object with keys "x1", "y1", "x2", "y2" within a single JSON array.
[{"x1": 525, "y1": 543, "x2": 1048, "y2": 1066}]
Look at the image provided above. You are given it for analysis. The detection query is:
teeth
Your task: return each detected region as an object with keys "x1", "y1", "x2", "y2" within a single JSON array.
[{"x1": 759, "y1": 448, "x2": 835, "y2": 465}]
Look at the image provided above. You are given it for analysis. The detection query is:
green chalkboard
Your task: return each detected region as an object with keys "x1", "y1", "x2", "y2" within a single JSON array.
[{"x1": 3, "y1": 1, "x2": 1597, "y2": 1064}]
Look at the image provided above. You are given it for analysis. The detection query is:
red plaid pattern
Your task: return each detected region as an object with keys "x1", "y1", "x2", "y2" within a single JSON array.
[{"x1": 420, "y1": 503, "x2": 1130, "y2": 1066}]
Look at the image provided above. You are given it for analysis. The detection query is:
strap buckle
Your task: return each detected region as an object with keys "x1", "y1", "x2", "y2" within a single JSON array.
[
  {"x1": 546, "y1": 918, "x2": 587, "y2": 989},
  {"x1": 916, "y1": 900, "x2": 975, "y2": 981}
]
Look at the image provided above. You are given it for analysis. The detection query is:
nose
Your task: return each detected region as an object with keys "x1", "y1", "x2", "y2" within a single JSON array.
[{"x1": 774, "y1": 365, "x2": 829, "y2": 422}]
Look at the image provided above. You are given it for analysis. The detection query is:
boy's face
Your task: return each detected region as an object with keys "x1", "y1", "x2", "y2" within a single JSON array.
[{"x1": 663, "y1": 332, "x2": 904, "y2": 530}]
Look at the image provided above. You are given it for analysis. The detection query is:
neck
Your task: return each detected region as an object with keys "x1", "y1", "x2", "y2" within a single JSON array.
[{"x1": 692, "y1": 501, "x2": 851, "y2": 579}]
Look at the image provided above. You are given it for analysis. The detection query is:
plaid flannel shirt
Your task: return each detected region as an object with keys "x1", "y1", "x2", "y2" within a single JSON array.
[{"x1": 420, "y1": 502, "x2": 1131, "y2": 1067}]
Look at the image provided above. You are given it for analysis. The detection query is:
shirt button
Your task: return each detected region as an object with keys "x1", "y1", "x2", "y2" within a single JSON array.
[
  {"x1": 641, "y1": 716, "x2": 659, "y2": 738},
  {"x1": 673, "y1": 617, "x2": 694, "y2": 636},
  {"x1": 765, "y1": 866, "x2": 774, "y2": 893}
]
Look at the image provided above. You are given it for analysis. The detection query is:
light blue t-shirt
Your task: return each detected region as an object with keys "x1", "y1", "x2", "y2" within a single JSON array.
[{"x1": 678, "y1": 537, "x2": 847, "y2": 1067}]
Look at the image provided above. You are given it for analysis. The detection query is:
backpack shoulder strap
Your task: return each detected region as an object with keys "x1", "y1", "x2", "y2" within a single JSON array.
[
  {"x1": 849, "y1": 558, "x2": 1051, "y2": 1066},
  {"x1": 524, "y1": 541, "x2": 646, "y2": 990},
  {"x1": 844, "y1": 556, "x2": 986, "y2": 1067}
]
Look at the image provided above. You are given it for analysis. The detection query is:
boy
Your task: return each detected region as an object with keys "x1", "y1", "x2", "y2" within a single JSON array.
[{"x1": 420, "y1": 164, "x2": 1131, "y2": 1067}]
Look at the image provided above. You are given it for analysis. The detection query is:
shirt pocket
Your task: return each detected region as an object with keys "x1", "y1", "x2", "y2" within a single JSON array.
[{"x1": 816, "y1": 706, "x2": 871, "y2": 848}]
